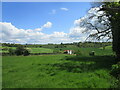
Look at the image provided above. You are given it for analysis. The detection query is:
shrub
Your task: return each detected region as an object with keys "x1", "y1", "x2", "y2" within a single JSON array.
[
  {"x1": 15, "y1": 46, "x2": 30, "y2": 56},
  {"x1": 110, "y1": 62, "x2": 120, "y2": 88},
  {"x1": 23, "y1": 49, "x2": 30, "y2": 56},
  {"x1": 15, "y1": 46, "x2": 24, "y2": 55},
  {"x1": 8, "y1": 48, "x2": 15, "y2": 55},
  {"x1": 89, "y1": 51, "x2": 95, "y2": 56},
  {"x1": 110, "y1": 62, "x2": 120, "y2": 78}
]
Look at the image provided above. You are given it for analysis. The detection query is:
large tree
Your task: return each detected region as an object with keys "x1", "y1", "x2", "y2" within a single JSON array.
[
  {"x1": 102, "y1": 2, "x2": 120, "y2": 60},
  {"x1": 78, "y1": 1, "x2": 120, "y2": 60}
]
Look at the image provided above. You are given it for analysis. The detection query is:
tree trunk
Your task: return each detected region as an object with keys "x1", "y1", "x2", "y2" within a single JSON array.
[
  {"x1": 116, "y1": 52, "x2": 120, "y2": 62},
  {"x1": 111, "y1": 13, "x2": 120, "y2": 62}
]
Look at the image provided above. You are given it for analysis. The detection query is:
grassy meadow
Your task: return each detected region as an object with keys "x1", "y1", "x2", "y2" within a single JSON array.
[
  {"x1": 2, "y1": 46, "x2": 118, "y2": 88},
  {"x1": 27, "y1": 48, "x2": 53, "y2": 53},
  {"x1": 0, "y1": 46, "x2": 53, "y2": 54}
]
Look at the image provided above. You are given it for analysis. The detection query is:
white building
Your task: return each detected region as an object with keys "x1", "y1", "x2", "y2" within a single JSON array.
[{"x1": 64, "y1": 50, "x2": 73, "y2": 54}]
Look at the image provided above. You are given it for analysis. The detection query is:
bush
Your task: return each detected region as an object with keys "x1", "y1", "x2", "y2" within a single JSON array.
[
  {"x1": 110, "y1": 62, "x2": 120, "y2": 78},
  {"x1": 9, "y1": 48, "x2": 15, "y2": 55},
  {"x1": 23, "y1": 49, "x2": 30, "y2": 56},
  {"x1": 15, "y1": 46, "x2": 24, "y2": 55},
  {"x1": 15, "y1": 46, "x2": 30, "y2": 56},
  {"x1": 110, "y1": 62, "x2": 120, "y2": 88},
  {"x1": 89, "y1": 51, "x2": 95, "y2": 56}
]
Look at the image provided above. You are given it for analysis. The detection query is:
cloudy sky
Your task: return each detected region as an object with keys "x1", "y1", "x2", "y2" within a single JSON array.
[{"x1": 1, "y1": 2, "x2": 93, "y2": 44}]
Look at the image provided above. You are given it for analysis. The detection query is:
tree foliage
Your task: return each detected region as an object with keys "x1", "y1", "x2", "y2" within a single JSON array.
[
  {"x1": 14, "y1": 46, "x2": 30, "y2": 56},
  {"x1": 102, "y1": 2, "x2": 120, "y2": 58},
  {"x1": 15, "y1": 46, "x2": 25, "y2": 56},
  {"x1": 79, "y1": 1, "x2": 120, "y2": 59},
  {"x1": 23, "y1": 49, "x2": 30, "y2": 56},
  {"x1": 99, "y1": 2, "x2": 120, "y2": 59},
  {"x1": 8, "y1": 48, "x2": 15, "y2": 55},
  {"x1": 78, "y1": 5, "x2": 112, "y2": 41}
]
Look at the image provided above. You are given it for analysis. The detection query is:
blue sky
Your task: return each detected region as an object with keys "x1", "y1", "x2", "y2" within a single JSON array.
[
  {"x1": 2, "y1": 2, "x2": 91, "y2": 34},
  {"x1": 1, "y1": 2, "x2": 95, "y2": 44}
]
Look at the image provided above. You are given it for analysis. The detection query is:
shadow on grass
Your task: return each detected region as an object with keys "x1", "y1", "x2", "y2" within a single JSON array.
[{"x1": 53, "y1": 55, "x2": 116, "y2": 73}]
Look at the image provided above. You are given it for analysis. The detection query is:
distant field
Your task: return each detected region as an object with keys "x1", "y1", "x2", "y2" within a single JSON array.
[
  {"x1": 0, "y1": 46, "x2": 16, "y2": 49},
  {"x1": 0, "y1": 45, "x2": 113, "y2": 54},
  {"x1": 99, "y1": 45, "x2": 112, "y2": 50},
  {"x1": 28, "y1": 48, "x2": 53, "y2": 53},
  {"x1": 2, "y1": 47, "x2": 117, "y2": 88},
  {"x1": 0, "y1": 46, "x2": 53, "y2": 54},
  {"x1": 0, "y1": 46, "x2": 16, "y2": 53},
  {"x1": 79, "y1": 47, "x2": 113, "y2": 56}
]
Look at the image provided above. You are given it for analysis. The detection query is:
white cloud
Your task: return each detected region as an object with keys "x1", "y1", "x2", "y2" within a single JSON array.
[
  {"x1": 69, "y1": 27, "x2": 86, "y2": 36},
  {"x1": 34, "y1": 21, "x2": 52, "y2": 31},
  {"x1": 74, "y1": 19, "x2": 82, "y2": 25},
  {"x1": 60, "y1": 8, "x2": 69, "y2": 11},
  {"x1": 43, "y1": 22, "x2": 52, "y2": 28},
  {"x1": 34, "y1": 28, "x2": 42, "y2": 31},
  {"x1": 0, "y1": 22, "x2": 46, "y2": 44},
  {"x1": 1, "y1": 6, "x2": 109, "y2": 44},
  {"x1": 0, "y1": 22, "x2": 73, "y2": 44},
  {"x1": 0, "y1": 22, "x2": 92, "y2": 44}
]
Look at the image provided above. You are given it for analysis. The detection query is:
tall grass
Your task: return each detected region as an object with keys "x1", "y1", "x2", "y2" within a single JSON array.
[{"x1": 2, "y1": 52, "x2": 117, "y2": 88}]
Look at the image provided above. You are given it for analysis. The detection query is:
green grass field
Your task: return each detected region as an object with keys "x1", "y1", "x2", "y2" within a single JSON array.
[
  {"x1": 28, "y1": 48, "x2": 53, "y2": 53},
  {"x1": 0, "y1": 46, "x2": 15, "y2": 53},
  {"x1": 0, "y1": 45, "x2": 113, "y2": 54},
  {"x1": 79, "y1": 47, "x2": 114, "y2": 56},
  {"x1": 99, "y1": 45, "x2": 112, "y2": 50},
  {"x1": 2, "y1": 47, "x2": 118, "y2": 88},
  {"x1": 0, "y1": 46, "x2": 53, "y2": 53}
]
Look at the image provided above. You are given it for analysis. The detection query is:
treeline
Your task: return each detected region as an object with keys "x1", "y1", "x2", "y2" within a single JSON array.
[{"x1": 1, "y1": 41, "x2": 112, "y2": 48}]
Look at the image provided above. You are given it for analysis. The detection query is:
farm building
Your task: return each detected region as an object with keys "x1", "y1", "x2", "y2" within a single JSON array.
[{"x1": 64, "y1": 50, "x2": 73, "y2": 54}]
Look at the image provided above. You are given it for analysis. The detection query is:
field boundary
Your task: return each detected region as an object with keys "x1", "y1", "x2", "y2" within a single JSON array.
[{"x1": 0, "y1": 52, "x2": 63, "y2": 56}]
